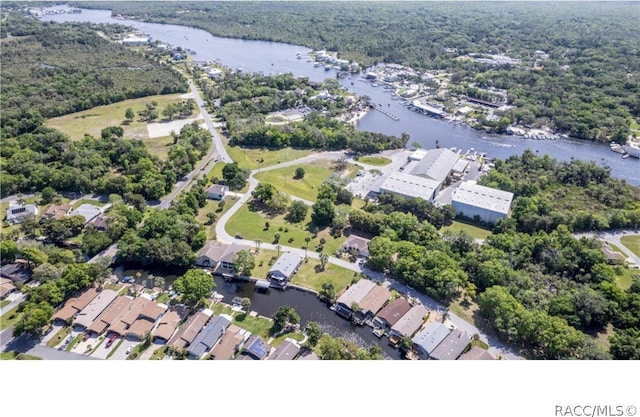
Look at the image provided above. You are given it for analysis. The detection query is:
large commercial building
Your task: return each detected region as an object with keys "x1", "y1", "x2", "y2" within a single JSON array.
[
  {"x1": 379, "y1": 171, "x2": 440, "y2": 202},
  {"x1": 451, "y1": 181, "x2": 514, "y2": 224}
]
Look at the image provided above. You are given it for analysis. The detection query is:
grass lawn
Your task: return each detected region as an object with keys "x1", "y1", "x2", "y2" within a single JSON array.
[
  {"x1": 72, "y1": 199, "x2": 107, "y2": 209},
  {"x1": 150, "y1": 346, "x2": 168, "y2": 360},
  {"x1": 66, "y1": 334, "x2": 83, "y2": 352},
  {"x1": 270, "y1": 331, "x2": 305, "y2": 347},
  {"x1": 250, "y1": 249, "x2": 279, "y2": 279},
  {"x1": 607, "y1": 242, "x2": 626, "y2": 255},
  {"x1": 47, "y1": 326, "x2": 72, "y2": 348},
  {"x1": 206, "y1": 161, "x2": 225, "y2": 181},
  {"x1": 225, "y1": 204, "x2": 346, "y2": 256},
  {"x1": 156, "y1": 292, "x2": 170, "y2": 305},
  {"x1": 615, "y1": 267, "x2": 639, "y2": 290},
  {"x1": 211, "y1": 303, "x2": 273, "y2": 338},
  {"x1": 0, "y1": 300, "x2": 10, "y2": 309},
  {"x1": 0, "y1": 306, "x2": 24, "y2": 331},
  {"x1": 254, "y1": 159, "x2": 339, "y2": 202},
  {"x1": 356, "y1": 156, "x2": 392, "y2": 166},
  {"x1": 141, "y1": 135, "x2": 174, "y2": 161},
  {"x1": 620, "y1": 235, "x2": 640, "y2": 258},
  {"x1": 290, "y1": 258, "x2": 359, "y2": 293},
  {"x1": 225, "y1": 145, "x2": 314, "y2": 171},
  {"x1": 45, "y1": 93, "x2": 198, "y2": 142},
  {"x1": 0, "y1": 351, "x2": 41, "y2": 360},
  {"x1": 126, "y1": 343, "x2": 149, "y2": 360},
  {"x1": 196, "y1": 196, "x2": 237, "y2": 240},
  {"x1": 442, "y1": 220, "x2": 492, "y2": 240},
  {"x1": 351, "y1": 198, "x2": 367, "y2": 210}
]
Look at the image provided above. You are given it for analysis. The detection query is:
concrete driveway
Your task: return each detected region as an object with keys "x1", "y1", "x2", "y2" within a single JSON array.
[
  {"x1": 90, "y1": 334, "x2": 124, "y2": 360},
  {"x1": 108, "y1": 336, "x2": 142, "y2": 360}
]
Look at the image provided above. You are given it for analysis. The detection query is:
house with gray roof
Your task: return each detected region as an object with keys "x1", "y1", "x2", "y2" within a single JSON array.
[
  {"x1": 335, "y1": 279, "x2": 376, "y2": 319},
  {"x1": 240, "y1": 335, "x2": 271, "y2": 360},
  {"x1": 206, "y1": 184, "x2": 228, "y2": 200},
  {"x1": 5, "y1": 203, "x2": 38, "y2": 224},
  {"x1": 69, "y1": 203, "x2": 102, "y2": 225},
  {"x1": 268, "y1": 252, "x2": 303, "y2": 287},
  {"x1": 73, "y1": 289, "x2": 118, "y2": 331},
  {"x1": 196, "y1": 241, "x2": 230, "y2": 268},
  {"x1": 188, "y1": 314, "x2": 232, "y2": 359},
  {"x1": 412, "y1": 321, "x2": 451, "y2": 357},
  {"x1": 390, "y1": 304, "x2": 428, "y2": 338},
  {"x1": 429, "y1": 329, "x2": 472, "y2": 360},
  {"x1": 168, "y1": 310, "x2": 212, "y2": 350},
  {"x1": 268, "y1": 339, "x2": 301, "y2": 360}
]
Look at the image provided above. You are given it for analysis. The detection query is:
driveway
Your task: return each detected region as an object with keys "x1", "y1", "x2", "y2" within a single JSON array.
[{"x1": 107, "y1": 336, "x2": 141, "y2": 360}]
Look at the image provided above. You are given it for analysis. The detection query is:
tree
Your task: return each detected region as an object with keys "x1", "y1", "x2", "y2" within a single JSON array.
[
  {"x1": 272, "y1": 305, "x2": 300, "y2": 331},
  {"x1": 233, "y1": 250, "x2": 255, "y2": 276},
  {"x1": 287, "y1": 200, "x2": 308, "y2": 223},
  {"x1": 13, "y1": 301, "x2": 54, "y2": 337},
  {"x1": 254, "y1": 239, "x2": 263, "y2": 253},
  {"x1": 319, "y1": 281, "x2": 336, "y2": 304},
  {"x1": 154, "y1": 276, "x2": 165, "y2": 290},
  {"x1": 40, "y1": 186, "x2": 56, "y2": 205},
  {"x1": 241, "y1": 297, "x2": 252, "y2": 314},
  {"x1": 312, "y1": 198, "x2": 335, "y2": 227},
  {"x1": 320, "y1": 253, "x2": 329, "y2": 270},
  {"x1": 125, "y1": 107, "x2": 135, "y2": 123},
  {"x1": 304, "y1": 321, "x2": 322, "y2": 348},
  {"x1": 222, "y1": 163, "x2": 249, "y2": 191},
  {"x1": 0, "y1": 240, "x2": 19, "y2": 262},
  {"x1": 304, "y1": 236, "x2": 311, "y2": 257},
  {"x1": 173, "y1": 269, "x2": 215, "y2": 306},
  {"x1": 294, "y1": 167, "x2": 305, "y2": 179},
  {"x1": 22, "y1": 246, "x2": 48, "y2": 269}
]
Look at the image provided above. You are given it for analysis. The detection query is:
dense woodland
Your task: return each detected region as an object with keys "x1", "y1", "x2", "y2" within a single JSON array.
[
  {"x1": 0, "y1": 14, "x2": 187, "y2": 124},
  {"x1": 74, "y1": 2, "x2": 640, "y2": 142}
]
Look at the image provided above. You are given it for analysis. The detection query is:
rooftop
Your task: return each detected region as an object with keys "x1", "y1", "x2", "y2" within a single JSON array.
[
  {"x1": 458, "y1": 346, "x2": 495, "y2": 361},
  {"x1": 269, "y1": 252, "x2": 303, "y2": 280},
  {"x1": 412, "y1": 321, "x2": 451, "y2": 355},
  {"x1": 74, "y1": 289, "x2": 118, "y2": 330},
  {"x1": 379, "y1": 171, "x2": 440, "y2": 201},
  {"x1": 358, "y1": 285, "x2": 391, "y2": 316},
  {"x1": 188, "y1": 314, "x2": 232, "y2": 358},
  {"x1": 168, "y1": 310, "x2": 212, "y2": 349},
  {"x1": 243, "y1": 335, "x2": 271, "y2": 360},
  {"x1": 268, "y1": 339, "x2": 301, "y2": 360},
  {"x1": 152, "y1": 310, "x2": 182, "y2": 341},
  {"x1": 85, "y1": 295, "x2": 133, "y2": 334},
  {"x1": 410, "y1": 148, "x2": 459, "y2": 183},
  {"x1": 452, "y1": 181, "x2": 514, "y2": 215},
  {"x1": 209, "y1": 324, "x2": 248, "y2": 360},
  {"x1": 429, "y1": 329, "x2": 472, "y2": 360},
  {"x1": 336, "y1": 279, "x2": 376, "y2": 309},
  {"x1": 375, "y1": 297, "x2": 412, "y2": 327},
  {"x1": 391, "y1": 304, "x2": 429, "y2": 337},
  {"x1": 52, "y1": 287, "x2": 100, "y2": 322},
  {"x1": 69, "y1": 203, "x2": 102, "y2": 224}
]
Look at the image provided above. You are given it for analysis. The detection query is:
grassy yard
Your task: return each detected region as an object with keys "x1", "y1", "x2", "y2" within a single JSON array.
[
  {"x1": 442, "y1": 220, "x2": 493, "y2": 240},
  {"x1": 254, "y1": 159, "x2": 340, "y2": 202},
  {"x1": 150, "y1": 346, "x2": 168, "y2": 360},
  {"x1": 211, "y1": 303, "x2": 273, "y2": 338},
  {"x1": 46, "y1": 326, "x2": 72, "y2": 348},
  {"x1": 615, "y1": 267, "x2": 639, "y2": 290},
  {"x1": 225, "y1": 204, "x2": 347, "y2": 256},
  {"x1": 270, "y1": 331, "x2": 305, "y2": 347},
  {"x1": 356, "y1": 155, "x2": 392, "y2": 166},
  {"x1": 196, "y1": 196, "x2": 237, "y2": 240},
  {"x1": 0, "y1": 300, "x2": 10, "y2": 309},
  {"x1": 141, "y1": 135, "x2": 174, "y2": 161},
  {"x1": 290, "y1": 258, "x2": 359, "y2": 294},
  {"x1": 45, "y1": 93, "x2": 199, "y2": 142},
  {"x1": 0, "y1": 306, "x2": 24, "y2": 331},
  {"x1": 225, "y1": 145, "x2": 314, "y2": 171},
  {"x1": 250, "y1": 249, "x2": 280, "y2": 279},
  {"x1": 621, "y1": 235, "x2": 640, "y2": 258},
  {"x1": 0, "y1": 351, "x2": 41, "y2": 360},
  {"x1": 206, "y1": 161, "x2": 226, "y2": 181}
]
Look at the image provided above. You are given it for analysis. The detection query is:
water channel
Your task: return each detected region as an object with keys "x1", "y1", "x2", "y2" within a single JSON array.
[{"x1": 41, "y1": 5, "x2": 640, "y2": 185}]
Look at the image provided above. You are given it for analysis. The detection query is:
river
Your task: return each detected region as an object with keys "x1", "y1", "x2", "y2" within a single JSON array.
[{"x1": 40, "y1": 5, "x2": 640, "y2": 186}]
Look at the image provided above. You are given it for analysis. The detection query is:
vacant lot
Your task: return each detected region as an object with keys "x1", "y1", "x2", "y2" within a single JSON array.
[
  {"x1": 356, "y1": 156, "x2": 392, "y2": 166},
  {"x1": 291, "y1": 258, "x2": 358, "y2": 293},
  {"x1": 225, "y1": 145, "x2": 314, "y2": 171},
  {"x1": 620, "y1": 235, "x2": 640, "y2": 257},
  {"x1": 442, "y1": 220, "x2": 492, "y2": 240}
]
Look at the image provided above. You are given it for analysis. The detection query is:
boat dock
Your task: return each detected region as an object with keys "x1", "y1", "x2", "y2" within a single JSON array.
[{"x1": 371, "y1": 104, "x2": 400, "y2": 121}]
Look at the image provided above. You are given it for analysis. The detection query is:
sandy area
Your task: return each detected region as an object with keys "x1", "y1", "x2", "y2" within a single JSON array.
[{"x1": 147, "y1": 114, "x2": 204, "y2": 138}]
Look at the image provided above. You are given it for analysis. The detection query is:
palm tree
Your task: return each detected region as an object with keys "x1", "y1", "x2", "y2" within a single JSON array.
[
  {"x1": 254, "y1": 239, "x2": 262, "y2": 253},
  {"x1": 304, "y1": 236, "x2": 311, "y2": 258},
  {"x1": 275, "y1": 245, "x2": 281, "y2": 256},
  {"x1": 320, "y1": 253, "x2": 329, "y2": 271}
]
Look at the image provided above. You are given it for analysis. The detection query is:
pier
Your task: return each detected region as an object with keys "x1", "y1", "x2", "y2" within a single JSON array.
[{"x1": 371, "y1": 104, "x2": 400, "y2": 121}]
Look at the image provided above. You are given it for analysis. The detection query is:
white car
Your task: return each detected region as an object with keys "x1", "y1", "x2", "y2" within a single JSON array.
[{"x1": 126, "y1": 346, "x2": 133, "y2": 355}]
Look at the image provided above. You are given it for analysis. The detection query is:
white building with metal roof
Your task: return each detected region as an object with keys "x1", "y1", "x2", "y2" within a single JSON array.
[
  {"x1": 451, "y1": 181, "x2": 514, "y2": 224},
  {"x1": 410, "y1": 148, "x2": 460, "y2": 184},
  {"x1": 379, "y1": 171, "x2": 440, "y2": 202},
  {"x1": 268, "y1": 252, "x2": 303, "y2": 287}
]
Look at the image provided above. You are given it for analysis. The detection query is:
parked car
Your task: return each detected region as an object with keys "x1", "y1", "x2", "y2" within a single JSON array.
[
  {"x1": 235, "y1": 234, "x2": 244, "y2": 239},
  {"x1": 105, "y1": 334, "x2": 117, "y2": 348},
  {"x1": 65, "y1": 335, "x2": 74, "y2": 344},
  {"x1": 126, "y1": 346, "x2": 133, "y2": 355},
  {"x1": 82, "y1": 333, "x2": 90, "y2": 342}
]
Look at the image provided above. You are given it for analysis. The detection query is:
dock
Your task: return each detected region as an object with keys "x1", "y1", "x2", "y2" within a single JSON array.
[{"x1": 371, "y1": 104, "x2": 400, "y2": 121}]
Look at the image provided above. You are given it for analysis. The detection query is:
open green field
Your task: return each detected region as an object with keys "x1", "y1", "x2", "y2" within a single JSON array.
[
  {"x1": 442, "y1": 220, "x2": 492, "y2": 240},
  {"x1": 196, "y1": 196, "x2": 237, "y2": 240},
  {"x1": 254, "y1": 159, "x2": 348, "y2": 202},
  {"x1": 620, "y1": 235, "x2": 640, "y2": 257},
  {"x1": 225, "y1": 204, "x2": 346, "y2": 256},
  {"x1": 290, "y1": 258, "x2": 358, "y2": 293},
  {"x1": 141, "y1": 135, "x2": 174, "y2": 161},
  {"x1": 45, "y1": 93, "x2": 198, "y2": 142},
  {"x1": 615, "y1": 267, "x2": 639, "y2": 290},
  {"x1": 225, "y1": 145, "x2": 314, "y2": 171},
  {"x1": 206, "y1": 162, "x2": 226, "y2": 181},
  {"x1": 356, "y1": 156, "x2": 392, "y2": 166}
]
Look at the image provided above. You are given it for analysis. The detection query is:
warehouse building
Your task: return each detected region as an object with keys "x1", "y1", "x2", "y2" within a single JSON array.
[{"x1": 451, "y1": 181, "x2": 514, "y2": 224}]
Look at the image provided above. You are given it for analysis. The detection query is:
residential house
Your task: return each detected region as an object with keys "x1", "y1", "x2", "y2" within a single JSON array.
[
  {"x1": 5, "y1": 203, "x2": 38, "y2": 224},
  {"x1": 168, "y1": 310, "x2": 212, "y2": 350},
  {"x1": 209, "y1": 324, "x2": 249, "y2": 360},
  {"x1": 69, "y1": 203, "x2": 102, "y2": 225},
  {"x1": 84, "y1": 295, "x2": 132, "y2": 335},
  {"x1": 152, "y1": 310, "x2": 182, "y2": 343},
  {"x1": 239, "y1": 335, "x2": 271, "y2": 360},
  {"x1": 196, "y1": 241, "x2": 230, "y2": 268},
  {"x1": 412, "y1": 321, "x2": 451, "y2": 357},
  {"x1": 40, "y1": 203, "x2": 73, "y2": 221},
  {"x1": 458, "y1": 346, "x2": 495, "y2": 361},
  {"x1": 89, "y1": 215, "x2": 108, "y2": 232},
  {"x1": 334, "y1": 279, "x2": 376, "y2": 319},
  {"x1": 268, "y1": 339, "x2": 301, "y2": 360},
  {"x1": 0, "y1": 278, "x2": 16, "y2": 299},
  {"x1": 0, "y1": 263, "x2": 32, "y2": 283},
  {"x1": 390, "y1": 304, "x2": 429, "y2": 339},
  {"x1": 429, "y1": 329, "x2": 472, "y2": 360},
  {"x1": 126, "y1": 301, "x2": 168, "y2": 341},
  {"x1": 73, "y1": 289, "x2": 118, "y2": 331},
  {"x1": 51, "y1": 287, "x2": 100, "y2": 325},
  {"x1": 268, "y1": 252, "x2": 303, "y2": 287},
  {"x1": 107, "y1": 296, "x2": 153, "y2": 337},
  {"x1": 297, "y1": 351, "x2": 320, "y2": 360},
  {"x1": 356, "y1": 285, "x2": 391, "y2": 318},
  {"x1": 187, "y1": 314, "x2": 232, "y2": 359},
  {"x1": 342, "y1": 235, "x2": 370, "y2": 258},
  {"x1": 206, "y1": 184, "x2": 228, "y2": 200},
  {"x1": 375, "y1": 297, "x2": 412, "y2": 328}
]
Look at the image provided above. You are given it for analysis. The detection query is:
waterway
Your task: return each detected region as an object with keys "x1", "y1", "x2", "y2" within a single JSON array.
[
  {"x1": 115, "y1": 266, "x2": 402, "y2": 359},
  {"x1": 40, "y1": 6, "x2": 640, "y2": 186}
]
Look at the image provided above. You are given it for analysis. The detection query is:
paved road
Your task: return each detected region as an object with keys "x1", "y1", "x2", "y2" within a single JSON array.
[
  {"x1": 574, "y1": 229, "x2": 640, "y2": 266},
  {"x1": 0, "y1": 292, "x2": 25, "y2": 316},
  {"x1": 3, "y1": 332, "x2": 97, "y2": 360}
]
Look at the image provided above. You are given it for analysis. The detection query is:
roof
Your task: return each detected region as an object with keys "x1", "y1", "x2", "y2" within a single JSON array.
[
  {"x1": 206, "y1": 184, "x2": 228, "y2": 195},
  {"x1": 219, "y1": 243, "x2": 246, "y2": 265},
  {"x1": 108, "y1": 297, "x2": 151, "y2": 336},
  {"x1": 168, "y1": 311, "x2": 212, "y2": 349},
  {"x1": 412, "y1": 321, "x2": 451, "y2": 355},
  {"x1": 127, "y1": 316, "x2": 157, "y2": 339},
  {"x1": 358, "y1": 285, "x2": 391, "y2": 316},
  {"x1": 379, "y1": 171, "x2": 440, "y2": 201},
  {"x1": 375, "y1": 297, "x2": 412, "y2": 327},
  {"x1": 152, "y1": 310, "x2": 182, "y2": 341},
  {"x1": 429, "y1": 329, "x2": 472, "y2": 360},
  {"x1": 41, "y1": 203, "x2": 73, "y2": 220},
  {"x1": 69, "y1": 203, "x2": 102, "y2": 224},
  {"x1": 452, "y1": 159, "x2": 469, "y2": 173},
  {"x1": 269, "y1": 252, "x2": 303, "y2": 280},
  {"x1": 139, "y1": 301, "x2": 167, "y2": 321},
  {"x1": 268, "y1": 339, "x2": 301, "y2": 360},
  {"x1": 85, "y1": 295, "x2": 132, "y2": 334},
  {"x1": 73, "y1": 289, "x2": 118, "y2": 330},
  {"x1": 343, "y1": 235, "x2": 370, "y2": 252},
  {"x1": 209, "y1": 324, "x2": 247, "y2": 360},
  {"x1": 243, "y1": 335, "x2": 271, "y2": 360},
  {"x1": 197, "y1": 241, "x2": 230, "y2": 263},
  {"x1": 391, "y1": 304, "x2": 429, "y2": 337},
  {"x1": 188, "y1": 314, "x2": 231, "y2": 358},
  {"x1": 0, "y1": 263, "x2": 33, "y2": 282},
  {"x1": 410, "y1": 148, "x2": 459, "y2": 183},
  {"x1": 409, "y1": 148, "x2": 428, "y2": 161},
  {"x1": 52, "y1": 287, "x2": 100, "y2": 322},
  {"x1": 0, "y1": 278, "x2": 16, "y2": 298},
  {"x1": 90, "y1": 215, "x2": 108, "y2": 230},
  {"x1": 458, "y1": 346, "x2": 495, "y2": 361},
  {"x1": 452, "y1": 181, "x2": 514, "y2": 215},
  {"x1": 297, "y1": 350, "x2": 320, "y2": 360},
  {"x1": 336, "y1": 279, "x2": 376, "y2": 309}
]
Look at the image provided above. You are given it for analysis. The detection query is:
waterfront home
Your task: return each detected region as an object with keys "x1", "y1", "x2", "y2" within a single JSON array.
[
  {"x1": 429, "y1": 329, "x2": 472, "y2": 360},
  {"x1": 412, "y1": 321, "x2": 451, "y2": 357},
  {"x1": 335, "y1": 279, "x2": 376, "y2": 319},
  {"x1": 356, "y1": 285, "x2": 391, "y2": 319},
  {"x1": 196, "y1": 241, "x2": 230, "y2": 268},
  {"x1": 85, "y1": 295, "x2": 132, "y2": 335},
  {"x1": 73, "y1": 289, "x2": 118, "y2": 332},
  {"x1": 268, "y1": 252, "x2": 303, "y2": 288},
  {"x1": 239, "y1": 335, "x2": 271, "y2": 360},
  {"x1": 187, "y1": 314, "x2": 231, "y2": 359},
  {"x1": 51, "y1": 287, "x2": 100, "y2": 325},
  {"x1": 152, "y1": 310, "x2": 182, "y2": 343},
  {"x1": 374, "y1": 297, "x2": 412, "y2": 328},
  {"x1": 269, "y1": 339, "x2": 301, "y2": 360},
  {"x1": 209, "y1": 324, "x2": 249, "y2": 360},
  {"x1": 390, "y1": 304, "x2": 429, "y2": 339},
  {"x1": 168, "y1": 310, "x2": 212, "y2": 350}
]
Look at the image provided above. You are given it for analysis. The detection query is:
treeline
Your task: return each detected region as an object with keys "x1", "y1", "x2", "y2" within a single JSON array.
[
  {"x1": 480, "y1": 150, "x2": 640, "y2": 233},
  {"x1": 86, "y1": 1, "x2": 640, "y2": 142},
  {"x1": 0, "y1": 13, "x2": 187, "y2": 124},
  {"x1": 1, "y1": 120, "x2": 210, "y2": 200}
]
